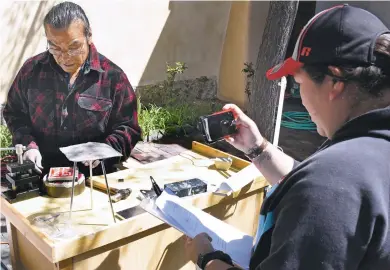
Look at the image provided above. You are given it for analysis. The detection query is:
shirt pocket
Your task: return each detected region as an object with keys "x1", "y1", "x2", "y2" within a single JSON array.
[
  {"x1": 27, "y1": 88, "x2": 55, "y2": 130},
  {"x1": 76, "y1": 94, "x2": 113, "y2": 133}
]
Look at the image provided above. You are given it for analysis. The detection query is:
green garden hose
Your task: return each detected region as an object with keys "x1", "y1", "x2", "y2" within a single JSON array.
[{"x1": 281, "y1": 111, "x2": 317, "y2": 131}]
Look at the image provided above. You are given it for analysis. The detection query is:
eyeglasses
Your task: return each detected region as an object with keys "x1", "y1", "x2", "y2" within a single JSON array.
[{"x1": 47, "y1": 42, "x2": 86, "y2": 57}]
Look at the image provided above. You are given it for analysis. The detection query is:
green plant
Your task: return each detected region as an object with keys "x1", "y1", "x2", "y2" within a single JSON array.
[
  {"x1": 164, "y1": 104, "x2": 195, "y2": 135},
  {"x1": 166, "y1": 62, "x2": 187, "y2": 89},
  {"x1": 242, "y1": 62, "x2": 255, "y2": 101},
  {"x1": 138, "y1": 104, "x2": 168, "y2": 141},
  {"x1": 137, "y1": 61, "x2": 223, "y2": 141},
  {"x1": 0, "y1": 125, "x2": 12, "y2": 158},
  {"x1": 162, "y1": 62, "x2": 188, "y2": 105},
  {"x1": 138, "y1": 100, "x2": 221, "y2": 141}
]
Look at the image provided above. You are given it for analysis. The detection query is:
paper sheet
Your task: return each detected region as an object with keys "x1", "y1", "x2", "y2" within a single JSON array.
[
  {"x1": 60, "y1": 142, "x2": 122, "y2": 162},
  {"x1": 142, "y1": 192, "x2": 253, "y2": 269},
  {"x1": 140, "y1": 197, "x2": 187, "y2": 235},
  {"x1": 214, "y1": 163, "x2": 261, "y2": 195}
]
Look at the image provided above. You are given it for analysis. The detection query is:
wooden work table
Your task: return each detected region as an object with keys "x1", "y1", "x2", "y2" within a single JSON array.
[{"x1": 1, "y1": 142, "x2": 269, "y2": 270}]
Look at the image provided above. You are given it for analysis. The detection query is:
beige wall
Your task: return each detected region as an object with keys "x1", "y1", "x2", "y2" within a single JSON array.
[
  {"x1": 315, "y1": 1, "x2": 390, "y2": 27},
  {"x1": 0, "y1": 1, "x2": 61, "y2": 104},
  {"x1": 218, "y1": 2, "x2": 250, "y2": 108},
  {"x1": 218, "y1": 1, "x2": 270, "y2": 108},
  {"x1": 138, "y1": 1, "x2": 231, "y2": 86},
  {"x1": 0, "y1": 0, "x2": 232, "y2": 104}
]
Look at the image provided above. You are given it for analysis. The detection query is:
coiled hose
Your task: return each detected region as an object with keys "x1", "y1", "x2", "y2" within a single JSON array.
[{"x1": 281, "y1": 111, "x2": 317, "y2": 131}]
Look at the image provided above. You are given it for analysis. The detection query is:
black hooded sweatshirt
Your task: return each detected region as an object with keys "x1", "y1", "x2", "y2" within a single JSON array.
[{"x1": 249, "y1": 106, "x2": 390, "y2": 269}]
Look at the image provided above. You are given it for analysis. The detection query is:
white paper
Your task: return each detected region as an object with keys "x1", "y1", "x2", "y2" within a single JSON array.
[
  {"x1": 140, "y1": 197, "x2": 188, "y2": 234},
  {"x1": 214, "y1": 164, "x2": 261, "y2": 195},
  {"x1": 144, "y1": 192, "x2": 253, "y2": 269}
]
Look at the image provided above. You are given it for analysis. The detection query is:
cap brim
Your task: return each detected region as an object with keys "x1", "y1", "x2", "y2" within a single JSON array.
[{"x1": 266, "y1": 57, "x2": 303, "y2": 80}]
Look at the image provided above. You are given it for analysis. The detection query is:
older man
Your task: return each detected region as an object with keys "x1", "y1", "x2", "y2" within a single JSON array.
[
  {"x1": 3, "y1": 1, "x2": 141, "y2": 176},
  {"x1": 186, "y1": 4, "x2": 390, "y2": 270}
]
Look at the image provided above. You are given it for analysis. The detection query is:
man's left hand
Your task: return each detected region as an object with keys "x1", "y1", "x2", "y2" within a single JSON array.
[
  {"x1": 82, "y1": 160, "x2": 100, "y2": 168},
  {"x1": 185, "y1": 233, "x2": 214, "y2": 263}
]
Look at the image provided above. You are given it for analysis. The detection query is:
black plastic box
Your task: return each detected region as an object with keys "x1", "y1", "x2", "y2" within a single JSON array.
[{"x1": 164, "y1": 178, "x2": 207, "y2": 197}]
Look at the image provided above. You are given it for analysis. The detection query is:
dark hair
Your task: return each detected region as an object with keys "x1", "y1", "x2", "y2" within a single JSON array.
[
  {"x1": 44, "y1": 1, "x2": 90, "y2": 36},
  {"x1": 303, "y1": 33, "x2": 390, "y2": 97}
]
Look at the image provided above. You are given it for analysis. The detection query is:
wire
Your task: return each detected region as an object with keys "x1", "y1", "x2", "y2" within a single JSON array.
[
  {"x1": 178, "y1": 153, "x2": 213, "y2": 167},
  {"x1": 281, "y1": 111, "x2": 317, "y2": 131}
]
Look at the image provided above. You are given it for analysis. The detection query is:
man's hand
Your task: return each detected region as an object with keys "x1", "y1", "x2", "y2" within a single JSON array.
[
  {"x1": 23, "y1": 149, "x2": 43, "y2": 174},
  {"x1": 185, "y1": 233, "x2": 214, "y2": 263},
  {"x1": 82, "y1": 160, "x2": 100, "y2": 168},
  {"x1": 222, "y1": 104, "x2": 264, "y2": 154}
]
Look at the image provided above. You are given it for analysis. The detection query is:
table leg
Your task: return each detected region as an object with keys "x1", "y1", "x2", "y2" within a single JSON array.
[
  {"x1": 89, "y1": 160, "x2": 93, "y2": 210},
  {"x1": 100, "y1": 160, "x2": 116, "y2": 223},
  {"x1": 69, "y1": 162, "x2": 77, "y2": 221},
  {"x1": 6, "y1": 221, "x2": 22, "y2": 270}
]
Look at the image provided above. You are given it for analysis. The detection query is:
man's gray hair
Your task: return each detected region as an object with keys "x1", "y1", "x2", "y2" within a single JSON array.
[{"x1": 44, "y1": 1, "x2": 90, "y2": 36}]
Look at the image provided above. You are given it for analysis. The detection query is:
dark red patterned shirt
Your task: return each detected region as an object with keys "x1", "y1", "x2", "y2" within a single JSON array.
[{"x1": 3, "y1": 43, "x2": 141, "y2": 172}]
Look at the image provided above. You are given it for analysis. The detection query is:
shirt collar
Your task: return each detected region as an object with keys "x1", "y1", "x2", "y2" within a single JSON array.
[{"x1": 86, "y1": 43, "x2": 104, "y2": 73}]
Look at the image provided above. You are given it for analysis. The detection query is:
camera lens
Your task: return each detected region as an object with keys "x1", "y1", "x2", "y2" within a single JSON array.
[{"x1": 221, "y1": 120, "x2": 229, "y2": 126}]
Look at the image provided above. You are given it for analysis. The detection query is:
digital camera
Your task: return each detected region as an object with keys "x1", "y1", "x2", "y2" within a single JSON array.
[{"x1": 198, "y1": 110, "x2": 238, "y2": 143}]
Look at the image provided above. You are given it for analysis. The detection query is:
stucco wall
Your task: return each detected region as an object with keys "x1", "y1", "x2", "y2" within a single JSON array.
[
  {"x1": 218, "y1": 1, "x2": 270, "y2": 108},
  {"x1": 0, "y1": 0, "x2": 232, "y2": 104}
]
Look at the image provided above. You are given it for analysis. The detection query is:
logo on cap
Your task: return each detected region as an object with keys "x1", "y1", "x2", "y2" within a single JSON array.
[{"x1": 301, "y1": 47, "x2": 312, "y2": 57}]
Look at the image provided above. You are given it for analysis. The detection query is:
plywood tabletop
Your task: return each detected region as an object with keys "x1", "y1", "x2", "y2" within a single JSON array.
[{"x1": 1, "y1": 142, "x2": 268, "y2": 263}]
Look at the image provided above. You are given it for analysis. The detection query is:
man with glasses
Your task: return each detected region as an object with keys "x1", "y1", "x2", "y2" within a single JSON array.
[{"x1": 3, "y1": 1, "x2": 141, "y2": 176}]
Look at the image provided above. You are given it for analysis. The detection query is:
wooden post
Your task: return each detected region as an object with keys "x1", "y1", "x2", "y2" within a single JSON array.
[
  {"x1": 248, "y1": 1, "x2": 299, "y2": 142},
  {"x1": 6, "y1": 221, "x2": 22, "y2": 270}
]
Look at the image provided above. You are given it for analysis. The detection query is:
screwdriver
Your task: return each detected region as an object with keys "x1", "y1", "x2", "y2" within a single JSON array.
[
  {"x1": 111, "y1": 188, "x2": 132, "y2": 203},
  {"x1": 150, "y1": 176, "x2": 162, "y2": 196}
]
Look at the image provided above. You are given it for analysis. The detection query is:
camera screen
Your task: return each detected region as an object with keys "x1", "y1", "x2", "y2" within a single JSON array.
[{"x1": 203, "y1": 111, "x2": 236, "y2": 142}]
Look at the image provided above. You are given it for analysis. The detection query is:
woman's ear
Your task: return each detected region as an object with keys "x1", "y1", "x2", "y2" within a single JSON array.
[{"x1": 328, "y1": 66, "x2": 346, "y2": 101}]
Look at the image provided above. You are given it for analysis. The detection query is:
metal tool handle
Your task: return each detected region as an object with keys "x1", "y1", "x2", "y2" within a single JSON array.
[
  {"x1": 0, "y1": 145, "x2": 27, "y2": 151},
  {"x1": 0, "y1": 147, "x2": 17, "y2": 151},
  {"x1": 15, "y1": 144, "x2": 25, "y2": 164}
]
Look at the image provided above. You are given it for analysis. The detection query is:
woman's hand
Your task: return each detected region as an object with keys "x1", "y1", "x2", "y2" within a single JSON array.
[
  {"x1": 185, "y1": 233, "x2": 214, "y2": 263},
  {"x1": 222, "y1": 104, "x2": 264, "y2": 154},
  {"x1": 23, "y1": 149, "x2": 43, "y2": 174},
  {"x1": 82, "y1": 160, "x2": 100, "y2": 168}
]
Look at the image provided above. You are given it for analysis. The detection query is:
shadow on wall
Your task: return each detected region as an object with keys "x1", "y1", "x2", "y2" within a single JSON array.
[
  {"x1": 137, "y1": 0, "x2": 231, "y2": 88},
  {"x1": 0, "y1": 1, "x2": 232, "y2": 105},
  {"x1": 0, "y1": 1, "x2": 60, "y2": 104}
]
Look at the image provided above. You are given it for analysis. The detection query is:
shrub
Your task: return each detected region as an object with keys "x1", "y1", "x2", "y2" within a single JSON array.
[{"x1": 0, "y1": 125, "x2": 12, "y2": 158}]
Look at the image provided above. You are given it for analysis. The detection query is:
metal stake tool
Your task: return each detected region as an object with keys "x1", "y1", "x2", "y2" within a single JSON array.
[
  {"x1": 100, "y1": 160, "x2": 116, "y2": 223},
  {"x1": 89, "y1": 160, "x2": 93, "y2": 210},
  {"x1": 69, "y1": 161, "x2": 77, "y2": 221}
]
